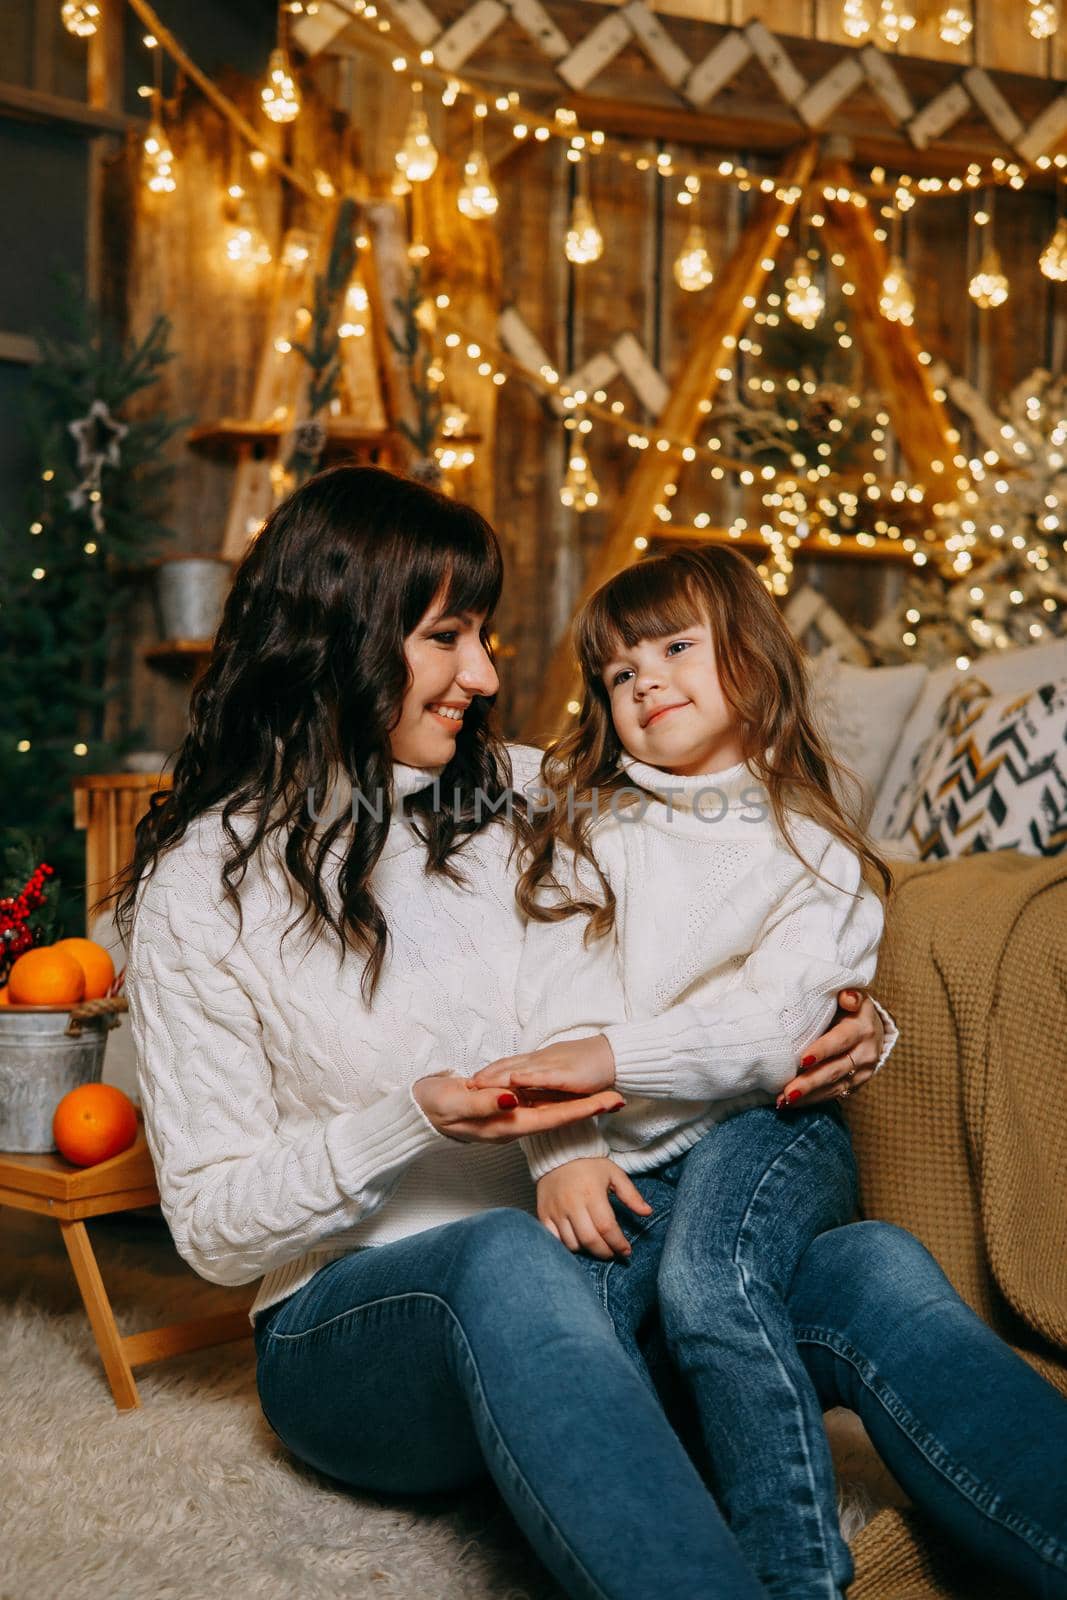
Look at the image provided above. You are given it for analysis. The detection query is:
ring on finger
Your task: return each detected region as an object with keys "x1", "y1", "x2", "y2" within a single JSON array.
[{"x1": 845, "y1": 1051, "x2": 857, "y2": 1082}]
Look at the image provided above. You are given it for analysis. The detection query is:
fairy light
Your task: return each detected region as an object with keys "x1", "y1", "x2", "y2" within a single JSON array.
[
  {"x1": 61, "y1": 1, "x2": 100, "y2": 35},
  {"x1": 140, "y1": 36, "x2": 176, "y2": 195},
  {"x1": 564, "y1": 163, "x2": 603, "y2": 265},
  {"x1": 396, "y1": 82, "x2": 438, "y2": 184},
  {"x1": 338, "y1": 275, "x2": 369, "y2": 338},
  {"x1": 674, "y1": 223, "x2": 714, "y2": 292},
  {"x1": 1040, "y1": 216, "x2": 1067, "y2": 281},
  {"x1": 261, "y1": 7, "x2": 300, "y2": 125},
  {"x1": 877, "y1": 0, "x2": 917, "y2": 43},
  {"x1": 938, "y1": 1, "x2": 973, "y2": 42},
  {"x1": 457, "y1": 111, "x2": 499, "y2": 219},
  {"x1": 841, "y1": 0, "x2": 873, "y2": 36},
  {"x1": 560, "y1": 434, "x2": 600, "y2": 512},
  {"x1": 785, "y1": 257, "x2": 824, "y2": 327},
  {"x1": 1027, "y1": 1, "x2": 1059, "y2": 38},
  {"x1": 968, "y1": 196, "x2": 1009, "y2": 308}
]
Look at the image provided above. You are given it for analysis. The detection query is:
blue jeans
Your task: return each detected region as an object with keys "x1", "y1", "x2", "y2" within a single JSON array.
[
  {"x1": 579, "y1": 1169, "x2": 1067, "y2": 1600},
  {"x1": 575, "y1": 1106, "x2": 856, "y2": 1600},
  {"x1": 253, "y1": 1206, "x2": 766, "y2": 1600}
]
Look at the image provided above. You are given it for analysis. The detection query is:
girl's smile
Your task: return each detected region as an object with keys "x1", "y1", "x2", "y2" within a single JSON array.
[{"x1": 602, "y1": 622, "x2": 745, "y2": 777}]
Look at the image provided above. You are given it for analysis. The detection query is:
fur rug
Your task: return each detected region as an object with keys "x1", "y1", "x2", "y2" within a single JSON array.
[{"x1": 1, "y1": 1207, "x2": 901, "y2": 1599}]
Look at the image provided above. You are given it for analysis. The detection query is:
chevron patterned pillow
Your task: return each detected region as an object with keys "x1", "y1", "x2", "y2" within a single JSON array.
[{"x1": 896, "y1": 674, "x2": 1067, "y2": 860}]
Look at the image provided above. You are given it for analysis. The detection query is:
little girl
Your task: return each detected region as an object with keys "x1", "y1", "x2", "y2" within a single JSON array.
[{"x1": 470, "y1": 544, "x2": 895, "y2": 1600}]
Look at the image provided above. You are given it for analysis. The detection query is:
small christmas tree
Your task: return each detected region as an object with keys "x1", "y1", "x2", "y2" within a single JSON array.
[{"x1": 0, "y1": 287, "x2": 182, "y2": 935}]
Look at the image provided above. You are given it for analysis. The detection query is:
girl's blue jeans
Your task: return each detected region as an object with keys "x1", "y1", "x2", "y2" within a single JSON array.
[{"x1": 254, "y1": 1120, "x2": 1067, "y2": 1600}]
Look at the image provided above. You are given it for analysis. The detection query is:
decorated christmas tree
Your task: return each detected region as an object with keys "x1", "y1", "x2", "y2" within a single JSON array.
[{"x1": 0, "y1": 290, "x2": 182, "y2": 936}]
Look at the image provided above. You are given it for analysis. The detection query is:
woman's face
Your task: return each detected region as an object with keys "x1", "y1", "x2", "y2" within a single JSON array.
[{"x1": 389, "y1": 591, "x2": 499, "y2": 768}]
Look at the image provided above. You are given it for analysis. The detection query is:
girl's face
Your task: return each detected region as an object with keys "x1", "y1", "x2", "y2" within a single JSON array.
[
  {"x1": 600, "y1": 618, "x2": 744, "y2": 777},
  {"x1": 390, "y1": 590, "x2": 499, "y2": 768}
]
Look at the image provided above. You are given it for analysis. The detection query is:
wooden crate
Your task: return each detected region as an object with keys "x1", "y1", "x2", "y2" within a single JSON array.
[{"x1": 72, "y1": 773, "x2": 173, "y2": 931}]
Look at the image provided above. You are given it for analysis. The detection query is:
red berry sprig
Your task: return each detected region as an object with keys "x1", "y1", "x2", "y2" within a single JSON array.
[{"x1": 0, "y1": 862, "x2": 55, "y2": 963}]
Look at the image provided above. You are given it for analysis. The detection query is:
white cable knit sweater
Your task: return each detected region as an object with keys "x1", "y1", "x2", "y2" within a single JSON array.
[
  {"x1": 519, "y1": 753, "x2": 897, "y2": 1183},
  {"x1": 127, "y1": 752, "x2": 548, "y2": 1326}
]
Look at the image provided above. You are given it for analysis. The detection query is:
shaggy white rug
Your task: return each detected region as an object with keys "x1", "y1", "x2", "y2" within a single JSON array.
[{"x1": 0, "y1": 1207, "x2": 901, "y2": 1600}]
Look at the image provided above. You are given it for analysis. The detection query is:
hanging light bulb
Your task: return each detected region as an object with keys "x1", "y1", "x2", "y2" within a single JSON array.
[
  {"x1": 879, "y1": 255, "x2": 915, "y2": 323},
  {"x1": 877, "y1": 0, "x2": 917, "y2": 43},
  {"x1": 396, "y1": 83, "x2": 438, "y2": 184},
  {"x1": 938, "y1": 1, "x2": 973, "y2": 43},
  {"x1": 560, "y1": 443, "x2": 600, "y2": 512},
  {"x1": 785, "y1": 257, "x2": 824, "y2": 327},
  {"x1": 224, "y1": 195, "x2": 272, "y2": 271},
  {"x1": 338, "y1": 274, "x2": 370, "y2": 338},
  {"x1": 142, "y1": 109, "x2": 176, "y2": 194},
  {"x1": 1040, "y1": 217, "x2": 1067, "y2": 281},
  {"x1": 673, "y1": 224, "x2": 714, "y2": 292},
  {"x1": 457, "y1": 117, "x2": 499, "y2": 219},
  {"x1": 841, "y1": 0, "x2": 873, "y2": 38},
  {"x1": 564, "y1": 165, "x2": 603, "y2": 266},
  {"x1": 61, "y1": 2, "x2": 100, "y2": 36},
  {"x1": 969, "y1": 243, "x2": 1009, "y2": 308},
  {"x1": 261, "y1": 46, "x2": 300, "y2": 122},
  {"x1": 1027, "y1": 0, "x2": 1059, "y2": 38}
]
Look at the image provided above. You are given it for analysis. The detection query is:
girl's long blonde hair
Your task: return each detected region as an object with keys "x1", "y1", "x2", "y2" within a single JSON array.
[{"x1": 518, "y1": 545, "x2": 892, "y2": 937}]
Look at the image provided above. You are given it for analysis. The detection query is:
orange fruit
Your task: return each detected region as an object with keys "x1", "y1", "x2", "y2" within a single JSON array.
[
  {"x1": 0, "y1": 986, "x2": 9, "y2": 1006},
  {"x1": 53, "y1": 1083, "x2": 138, "y2": 1167},
  {"x1": 53, "y1": 937, "x2": 115, "y2": 1000},
  {"x1": 7, "y1": 946, "x2": 86, "y2": 1006}
]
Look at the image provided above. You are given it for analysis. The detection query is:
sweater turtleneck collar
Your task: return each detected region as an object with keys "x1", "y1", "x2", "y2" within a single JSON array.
[{"x1": 618, "y1": 751, "x2": 763, "y2": 812}]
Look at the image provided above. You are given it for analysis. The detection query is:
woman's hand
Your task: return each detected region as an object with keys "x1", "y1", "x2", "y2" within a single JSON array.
[
  {"x1": 466, "y1": 1035, "x2": 617, "y2": 1101},
  {"x1": 413, "y1": 1070, "x2": 624, "y2": 1143},
  {"x1": 536, "y1": 1158, "x2": 653, "y2": 1261},
  {"x1": 777, "y1": 988, "x2": 884, "y2": 1110}
]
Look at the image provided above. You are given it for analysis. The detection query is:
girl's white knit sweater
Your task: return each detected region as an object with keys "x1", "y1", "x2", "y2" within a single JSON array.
[
  {"x1": 126, "y1": 752, "x2": 549, "y2": 1326},
  {"x1": 519, "y1": 753, "x2": 896, "y2": 1183}
]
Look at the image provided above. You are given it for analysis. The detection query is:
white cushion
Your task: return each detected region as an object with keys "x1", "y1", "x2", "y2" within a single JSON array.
[
  {"x1": 887, "y1": 674, "x2": 1067, "y2": 858},
  {"x1": 806, "y1": 649, "x2": 928, "y2": 823},
  {"x1": 870, "y1": 636, "x2": 1067, "y2": 836}
]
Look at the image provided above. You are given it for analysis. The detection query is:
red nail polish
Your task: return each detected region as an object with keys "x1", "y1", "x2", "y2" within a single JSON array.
[
  {"x1": 787, "y1": 1090, "x2": 803, "y2": 1103},
  {"x1": 801, "y1": 1055, "x2": 817, "y2": 1068},
  {"x1": 497, "y1": 1092, "x2": 518, "y2": 1109}
]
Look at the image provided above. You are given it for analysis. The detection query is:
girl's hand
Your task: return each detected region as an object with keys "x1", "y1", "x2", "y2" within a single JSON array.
[
  {"x1": 466, "y1": 1035, "x2": 617, "y2": 1100},
  {"x1": 537, "y1": 1158, "x2": 653, "y2": 1261},
  {"x1": 777, "y1": 988, "x2": 884, "y2": 1110},
  {"x1": 413, "y1": 1071, "x2": 624, "y2": 1142}
]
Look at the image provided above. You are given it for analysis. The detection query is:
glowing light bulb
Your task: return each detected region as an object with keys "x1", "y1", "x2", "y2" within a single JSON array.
[
  {"x1": 785, "y1": 257, "x2": 824, "y2": 327},
  {"x1": 564, "y1": 195, "x2": 603, "y2": 265},
  {"x1": 338, "y1": 275, "x2": 369, "y2": 338},
  {"x1": 261, "y1": 47, "x2": 300, "y2": 123},
  {"x1": 457, "y1": 146, "x2": 499, "y2": 219},
  {"x1": 224, "y1": 196, "x2": 272, "y2": 270},
  {"x1": 673, "y1": 224, "x2": 714, "y2": 292},
  {"x1": 61, "y1": 1, "x2": 100, "y2": 35},
  {"x1": 1039, "y1": 217, "x2": 1067, "y2": 281},
  {"x1": 1027, "y1": 0, "x2": 1059, "y2": 37},
  {"x1": 938, "y1": 1, "x2": 972, "y2": 42},
  {"x1": 560, "y1": 448, "x2": 600, "y2": 511},
  {"x1": 142, "y1": 118, "x2": 176, "y2": 194},
  {"x1": 968, "y1": 245, "x2": 1009, "y2": 308},
  {"x1": 396, "y1": 93, "x2": 438, "y2": 184},
  {"x1": 841, "y1": 0, "x2": 873, "y2": 37},
  {"x1": 877, "y1": 0, "x2": 917, "y2": 42},
  {"x1": 879, "y1": 255, "x2": 915, "y2": 324}
]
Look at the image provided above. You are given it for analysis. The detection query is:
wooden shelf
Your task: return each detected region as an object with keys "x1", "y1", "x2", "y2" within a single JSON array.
[
  {"x1": 187, "y1": 419, "x2": 399, "y2": 461},
  {"x1": 143, "y1": 639, "x2": 213, "y2": 680}
]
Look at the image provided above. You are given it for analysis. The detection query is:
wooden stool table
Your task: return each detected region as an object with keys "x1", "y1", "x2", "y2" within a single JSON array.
[{"x1": 0, "y1": 1118, "x2": 253, "y2": 1411}]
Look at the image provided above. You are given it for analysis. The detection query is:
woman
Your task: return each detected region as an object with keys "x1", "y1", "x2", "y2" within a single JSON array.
[{"x1": 115, "y1": 467, "x2": 1067, "y2": 1600}]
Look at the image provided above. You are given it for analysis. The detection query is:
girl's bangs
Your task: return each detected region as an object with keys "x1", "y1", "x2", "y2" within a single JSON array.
[{"x1": 580, "y1": 565, "x2": 704, "y2": 674}]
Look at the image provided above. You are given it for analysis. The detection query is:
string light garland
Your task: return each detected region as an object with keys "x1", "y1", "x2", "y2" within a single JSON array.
[
  {"x1": 876, "y1": 0, "x2": 917, "y2": 44},
  {"x1": 842, "y1": 0, "x2": 874, "y2": 39},
  {"x1": 968, "y1": 194, "x2": 1010, "y2": 309},
  {"x1": 395, "y1": 81, "x2": 439, "y2": 185}
]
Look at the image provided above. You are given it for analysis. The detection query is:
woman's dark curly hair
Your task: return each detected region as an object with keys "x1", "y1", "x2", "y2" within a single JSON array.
[{"x1": 105, "y1": 464, "x2": 516, "y2": 997}]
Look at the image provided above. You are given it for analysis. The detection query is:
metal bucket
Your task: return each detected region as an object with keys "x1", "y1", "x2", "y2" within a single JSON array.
[
  {"x1": 0, "y1": 1007, "x2": 115, "y2": 1154},
  {"x1": 154, "y1": 556, "x2": 231, "y2": 641}
]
